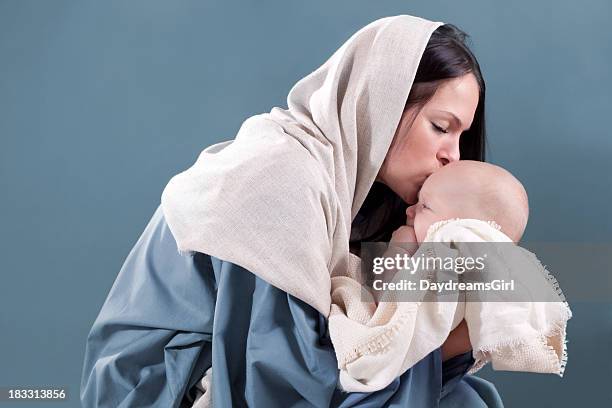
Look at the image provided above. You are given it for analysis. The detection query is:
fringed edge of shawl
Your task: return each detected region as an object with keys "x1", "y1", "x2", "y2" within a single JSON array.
[
  {"x1": 467, "y1": 236, "x2": 572, "y2": 377},
  {"x1": 337, "y1": 251, "x2": 438, "y2": 368},
  {"x1": 337, "y1": 302, "x2": 423, "y2": 368},
  {"x1": 468, "y1": 311, "x2": 571, "y2": 377}
]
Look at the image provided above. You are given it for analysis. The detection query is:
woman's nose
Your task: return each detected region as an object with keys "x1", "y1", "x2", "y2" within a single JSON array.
[{"x1": 437, "y1": 138, "x2": 461, "y2": 166}]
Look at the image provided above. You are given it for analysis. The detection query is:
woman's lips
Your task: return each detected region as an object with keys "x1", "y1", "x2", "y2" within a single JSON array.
[{"x1": 415, "y1": 174, "x2": 430, "y2": 192}]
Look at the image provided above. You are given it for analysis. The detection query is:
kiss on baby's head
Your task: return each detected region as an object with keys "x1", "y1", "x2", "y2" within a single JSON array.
[{"x1": 406, "y1": 160, "x2": 529, "y2": 243}]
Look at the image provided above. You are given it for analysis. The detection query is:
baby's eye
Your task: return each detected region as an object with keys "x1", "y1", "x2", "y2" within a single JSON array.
[{"x1": 421, "y1": 203, "x2": 431, "y2": 211}]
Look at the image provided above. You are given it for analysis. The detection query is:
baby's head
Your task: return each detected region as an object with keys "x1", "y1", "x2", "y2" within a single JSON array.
[{"x1": 406, "y1": 161, "x2": 529, "y2": 243}]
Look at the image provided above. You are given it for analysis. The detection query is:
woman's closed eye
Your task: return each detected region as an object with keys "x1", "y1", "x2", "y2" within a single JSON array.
[{"x1": 431, "y1": 122, "x2": 449, "y2": 134}]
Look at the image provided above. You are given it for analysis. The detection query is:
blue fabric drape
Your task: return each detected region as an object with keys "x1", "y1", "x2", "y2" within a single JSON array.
[{"x1": 80, "y1": 206, "x2": 503, "y2": 407}]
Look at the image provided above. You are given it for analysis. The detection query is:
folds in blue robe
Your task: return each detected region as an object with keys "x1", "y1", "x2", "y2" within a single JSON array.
[{"x1": 80, "y1": 206, "x2": 504, "y2": 407}]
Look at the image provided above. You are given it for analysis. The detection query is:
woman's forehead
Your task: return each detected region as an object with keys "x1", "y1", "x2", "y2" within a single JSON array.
[{"x1": 423, "y1": 75, "x2": 479, "y2": 129}]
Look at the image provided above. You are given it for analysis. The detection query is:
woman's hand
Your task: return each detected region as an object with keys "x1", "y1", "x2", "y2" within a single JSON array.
[{"x1": 441, "y1": 319, "x2": 472, "y2": 361}]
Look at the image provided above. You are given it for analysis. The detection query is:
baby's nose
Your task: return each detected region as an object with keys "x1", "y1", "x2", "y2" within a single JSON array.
[{"x1": 406, "y1": 205, "x2": 416, "y2": 224}]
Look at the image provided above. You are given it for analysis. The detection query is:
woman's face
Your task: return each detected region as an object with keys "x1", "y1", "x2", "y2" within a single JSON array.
[{"x1": 377, "y1": 73, "x2": 480, "y2": 204}]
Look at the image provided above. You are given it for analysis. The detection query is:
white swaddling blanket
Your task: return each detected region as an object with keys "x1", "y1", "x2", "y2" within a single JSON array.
[{"x1": 330, "y1": 218, "x2": 571, "y2": 392}]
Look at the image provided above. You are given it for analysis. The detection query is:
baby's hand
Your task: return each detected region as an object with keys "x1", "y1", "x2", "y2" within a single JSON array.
[
  {"x1": 373, "y1": 225, "x2": 419, "y2": 304},
  {"x1": 388, "y1": 225, "x2": 419, "y2": 257},
  {"x1": 390, "y1": 225, "x2": 418, "y2": 245}
]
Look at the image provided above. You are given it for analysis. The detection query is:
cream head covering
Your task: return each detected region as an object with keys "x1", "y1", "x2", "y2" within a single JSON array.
[{"x1": 160, "y1": 15, "x2": 444, "y2": 316}]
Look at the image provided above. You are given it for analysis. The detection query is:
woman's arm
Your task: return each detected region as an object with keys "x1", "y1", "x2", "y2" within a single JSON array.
[
  {"x1": 441, "y1": 319, "x2": 472, "y2": 361},
  {"x1": 80, "y1": 207, "x2": 215, "y2": 407}
]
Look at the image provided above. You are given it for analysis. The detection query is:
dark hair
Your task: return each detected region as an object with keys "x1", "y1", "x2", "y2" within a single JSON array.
[{"x1": 349, "y1": 24, "x2": 487, "y2": 254}]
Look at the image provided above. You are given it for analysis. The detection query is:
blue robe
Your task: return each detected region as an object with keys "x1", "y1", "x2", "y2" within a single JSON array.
[{"x1": 80, "y1": 206, "x2": 504, "y2": 407}]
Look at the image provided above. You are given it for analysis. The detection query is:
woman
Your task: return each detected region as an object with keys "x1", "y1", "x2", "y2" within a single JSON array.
[{"x1": 80, "y1": 15, "x2": 504, "y2": 407}]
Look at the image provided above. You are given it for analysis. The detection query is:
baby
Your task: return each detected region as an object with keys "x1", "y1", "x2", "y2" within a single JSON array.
[
  {"x1": 343, "y1": 160, "x2": 569, "y2": 383},
  {"x1": 375, "y1": 160, "x2": 529, "y2": 297},
  {"x1": 382, "y1": 160, "x2": 530, "y2": 360},
  {"x1": 379, "y1": 159, "x2": 529, "y2": 298}
]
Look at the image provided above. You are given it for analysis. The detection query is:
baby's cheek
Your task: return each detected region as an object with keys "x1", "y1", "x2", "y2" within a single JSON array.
[
  {"x1": 414, "y1": 220, "x2": 428, "y2": 243},
  {"x1": 417, "y1": 214, "x2": 444, "y2": 242}
]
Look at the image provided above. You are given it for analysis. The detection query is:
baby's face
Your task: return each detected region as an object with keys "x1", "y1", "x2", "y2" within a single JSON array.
[
  {"x1": 406, "y1": 171, "x2": 453, "y2": 243},
  {"x1": 406, "y1": 170, "x2": 472, "y2": 243}
]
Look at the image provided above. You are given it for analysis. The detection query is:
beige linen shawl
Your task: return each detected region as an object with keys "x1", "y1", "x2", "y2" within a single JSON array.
[
  {"x1": 160, "y1": 14, "x2": 445, "y2": 394},
  {"x1": 160, "y1": 15, "x2": 443, "y2": 320}
]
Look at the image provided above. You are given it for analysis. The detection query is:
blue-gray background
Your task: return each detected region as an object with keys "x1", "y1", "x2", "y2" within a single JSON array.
[{"x1": 1, "y1": 0, "x2": 610, "y2": 406}]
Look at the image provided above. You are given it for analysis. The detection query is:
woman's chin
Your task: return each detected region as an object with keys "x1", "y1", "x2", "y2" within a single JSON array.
[{"x1": 401, "y1": 189, "x2": 418, "y2": 205}]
